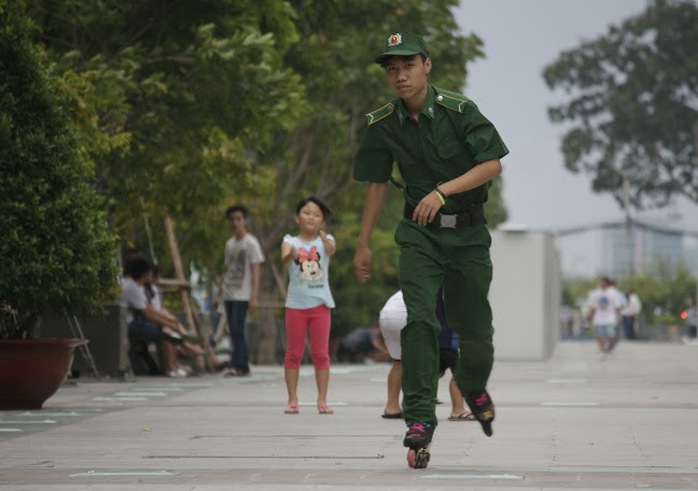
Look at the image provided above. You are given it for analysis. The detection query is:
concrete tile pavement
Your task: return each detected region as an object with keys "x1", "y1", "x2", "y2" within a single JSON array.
[{"x1": 1, "y1": 340, "x2": 697, "y2": 490}]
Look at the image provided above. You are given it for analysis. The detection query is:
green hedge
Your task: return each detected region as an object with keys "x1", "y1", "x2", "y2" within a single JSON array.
[{"x1": 0, "y1": 5, "x2": 117, "y2": 338}]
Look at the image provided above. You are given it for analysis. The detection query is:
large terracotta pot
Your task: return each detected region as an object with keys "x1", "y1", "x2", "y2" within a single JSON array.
[{"x1": 0, "y1": 338, "x2": 88, "y2": 410}]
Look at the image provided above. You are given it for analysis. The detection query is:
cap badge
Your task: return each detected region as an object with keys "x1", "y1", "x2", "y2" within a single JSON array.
[{"x1": 387, "y1": 33, "x2": 402, "y2": 47}]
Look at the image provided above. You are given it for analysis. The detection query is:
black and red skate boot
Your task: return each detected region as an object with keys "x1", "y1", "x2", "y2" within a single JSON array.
[
  {"x1": 403, "y1": 422, "x2": 435, "y2": 469},
  {"x1": 464, "y1": 389, "x2": 495, "y2": 437}
]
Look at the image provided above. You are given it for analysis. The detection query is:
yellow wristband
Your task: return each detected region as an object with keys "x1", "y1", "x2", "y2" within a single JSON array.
[{"x1": 434, "y1": 189, "x2": 446, "y2": 205}]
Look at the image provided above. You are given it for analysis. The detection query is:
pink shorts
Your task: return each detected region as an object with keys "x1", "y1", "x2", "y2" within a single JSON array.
[{"x1": 284, "y1": 304, "x2": 331, "y2": 370}]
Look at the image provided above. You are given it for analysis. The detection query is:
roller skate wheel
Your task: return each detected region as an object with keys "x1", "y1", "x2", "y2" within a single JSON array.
[
  {"x1": 407, "y1": 449, "x2": 416, "y2": 468},
  {"x1": 407, "y1": 448, "x2": 430, "y2": 469}
]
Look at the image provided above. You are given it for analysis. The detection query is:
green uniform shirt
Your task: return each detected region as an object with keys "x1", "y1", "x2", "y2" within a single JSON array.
[{"x1": 353, "y1": 85, "x2": 509, "y2": 214}]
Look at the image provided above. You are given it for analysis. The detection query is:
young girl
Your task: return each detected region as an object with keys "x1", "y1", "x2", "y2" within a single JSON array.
[{"x1": 281, "y1": 197, "x2": 336, "y2": 415}]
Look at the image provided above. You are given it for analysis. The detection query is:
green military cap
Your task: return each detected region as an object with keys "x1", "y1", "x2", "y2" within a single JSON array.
[{"x1": 374, "y1": 32, "x2": 430, "y2": 65}]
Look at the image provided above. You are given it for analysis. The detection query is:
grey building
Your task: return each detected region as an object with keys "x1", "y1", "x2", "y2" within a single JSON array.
[{"x1": 555, "y1": 220, "x2": 696, "y2": 279}]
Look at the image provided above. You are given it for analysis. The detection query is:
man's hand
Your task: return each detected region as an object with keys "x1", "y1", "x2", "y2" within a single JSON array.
[
  {"x1": 412, "y1": 191, "x2": 443, "y2": 226},
  {"x1": 249, "y1": 297, "x2": 258, "y2": 313},
  {"x1": 353, "y1": 246, "x2": 372, "y2": 283}
]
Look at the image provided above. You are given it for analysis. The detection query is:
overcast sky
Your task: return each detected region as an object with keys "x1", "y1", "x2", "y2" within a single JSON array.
[{"x1": 454, "y1": 0, "x2": 698, "y2": 232}]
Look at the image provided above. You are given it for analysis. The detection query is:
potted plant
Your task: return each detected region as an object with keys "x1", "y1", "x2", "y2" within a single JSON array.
[{"x1": 0, "y1": 5, "x2": 117, "y2": 409}]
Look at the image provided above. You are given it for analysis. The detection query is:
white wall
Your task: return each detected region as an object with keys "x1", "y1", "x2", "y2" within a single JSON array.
[{"x1": 489, "y1": 230, "x2": 561, "y2": 361}]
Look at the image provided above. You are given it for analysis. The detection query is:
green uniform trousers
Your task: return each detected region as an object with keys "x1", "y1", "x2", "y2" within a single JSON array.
[{"x1": 395, "y1": 219, "x2": 494, "y2": 425}]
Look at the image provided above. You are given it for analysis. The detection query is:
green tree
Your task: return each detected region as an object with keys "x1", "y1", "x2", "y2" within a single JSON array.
[
  {"x1": 0, "y1": 3, "x2": 117, "y2": 338},
  {"x1": 27, "y1": 0, "x2": 306, "y2": 269},
  {"x1": 623, "y1": 264, "x2": 696, "y2": 322},
  {"x1": 543, "y1": 0, "x2": 698, "y2": 209}
]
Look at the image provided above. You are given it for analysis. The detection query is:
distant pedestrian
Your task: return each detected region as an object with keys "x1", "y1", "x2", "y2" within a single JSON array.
[
  {"x1": 281, "y1": 197, "x2": 336, "y2": 415},
  {"x1": 620, "y1": 289, "x2": 642, "y2": 340},
  {"x1": 587, "y1": 276, "x2": 624, "y2": 358},
  {"x1": 214, "y1": 205, "x2": 265, "y2": 377},
  {"x1": 606, "y1": 279, "x2": 626, "y2": 352}
]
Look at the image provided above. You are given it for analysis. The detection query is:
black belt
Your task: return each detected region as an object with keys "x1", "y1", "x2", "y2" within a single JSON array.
[{"x1": 404, "y1": 203, "x2": 487, "y2": 229}]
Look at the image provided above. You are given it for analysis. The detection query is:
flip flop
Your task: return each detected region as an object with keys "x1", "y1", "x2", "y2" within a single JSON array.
[
  {"x1": 381, "y1": 411, "x2": 403, "y2": 419},
  {"x1": 448, "y1": 412, "x2": 476, "y2": 421},
  {"x1": 317, "y1": 404, "x2": 334, "y2": 415},
  {"x1": 284, "y1": 403, "x2": 299, "y2": 414}
]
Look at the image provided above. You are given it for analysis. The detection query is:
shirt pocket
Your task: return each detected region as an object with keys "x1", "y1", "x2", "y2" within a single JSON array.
[
  {"x1": 435, "y1": 137, "x2": 474, "y2": 175},
  {"x1": 436, "y1": 137, "x2": 465, "y2": 160}
]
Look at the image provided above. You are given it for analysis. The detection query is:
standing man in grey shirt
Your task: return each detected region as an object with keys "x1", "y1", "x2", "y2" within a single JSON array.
[{"x1": 214, "y1": 205, "x2": 265, "y2": 376}]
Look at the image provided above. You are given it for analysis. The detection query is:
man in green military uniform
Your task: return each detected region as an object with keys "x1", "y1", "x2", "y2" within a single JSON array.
[{"x1": 353, "y1": 31, "x2": 509, "y2": 466}]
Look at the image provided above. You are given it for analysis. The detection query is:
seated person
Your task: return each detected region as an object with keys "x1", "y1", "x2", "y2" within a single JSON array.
[
  {"x1": 336, "y1": 325, "x2": 388, "y2": 363},
  {"x1": 120, "y1": 255, "x2": 187, "y2": 377},
  {"x1": 143, "y1": 265, "x2": 205, "y2": 361}
]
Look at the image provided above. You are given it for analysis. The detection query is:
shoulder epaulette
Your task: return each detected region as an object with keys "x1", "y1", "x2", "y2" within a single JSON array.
[
  {"x1": 366, "y1": 103, "x2": 395, "y2": 126},
  {"x1": 434, "y1": 87, "x2": 470, "y2": 114}
]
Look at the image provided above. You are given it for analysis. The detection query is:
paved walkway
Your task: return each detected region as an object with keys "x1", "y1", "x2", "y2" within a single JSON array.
[{"x1": 1, "y1": 340, "x2": 697, "y2": 490}]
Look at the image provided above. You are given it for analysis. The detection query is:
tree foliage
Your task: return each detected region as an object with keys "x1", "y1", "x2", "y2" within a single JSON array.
[
  {"x1": 543, "y1": 0, "x2": 698, "y2": 209},
  {"x1": 27, "y1": 0, "x2": 306, "y2": 266},
  {"x1": 0, "y1": 4, "x2": 117, "y2": 338}
]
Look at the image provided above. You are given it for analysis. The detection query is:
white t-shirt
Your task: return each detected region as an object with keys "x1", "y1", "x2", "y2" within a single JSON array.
[
  {"x1": 146, "y1": 284, "x2": 162, "y2": 310},
  {"x1": 588, "y1": 287, "x2": 623, "y2": 326},
  {"x1": 378, "y1": 290, "x2": 406, "y2": 360},
  {"x1": 221, "y1": 233, "x2": 265, "y2": 301},
  {"x1": 621, "y1": 293, "x2": 641, "y2": 317},
  {"x1": 120, "y1": 277, "x2": 147, "y2": 324},
  {"x1": 283, "y1": 234, "x2": 335, "y2": 309}
]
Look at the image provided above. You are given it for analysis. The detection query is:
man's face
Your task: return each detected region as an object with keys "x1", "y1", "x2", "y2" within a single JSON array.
[
  {"x1": 384, "y1": 55, "x2": 431, "y2": 100},
  {"x1": 228, "y1": 211, "x2": 246, "y2": 235}
]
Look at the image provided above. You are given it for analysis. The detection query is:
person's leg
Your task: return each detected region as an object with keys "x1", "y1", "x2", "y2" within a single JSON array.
[
  {"x1": 284, "y1": 308, "x2": 308, "y2": 412},
  {"x1": 160, "y1": 341, "x2": 179, "y2": 374},
  {"x1": 384, "y1": 361, "x2": 403, "y2": 416},
  {"x1": 595, "y1": 335, "x2": 606, "y2": 353},
  {"x1": 396, "y1": 225, "x2": 443, "y2": 426},
  {"x1": 225, "y1": 300, "x2": 250, "y2": 374},
  {"x1": 307, "y1": 305, "x2": 333, "y2": 413},
  {"x1": 593, "y1": 324, "x2": 607, "y2": 353},
  {"x1": 608, "y1": 324, "x2": 620, "y2": 352},
  {"x1": 628, "y1": 317, "x2": 637, "y2": 340},
  {"x1": 448, "y1": 378, "x2": 470, "y2": 418},
  {"x1": 380, "y1": 312, "x2": 404, "y2": 417},
  {"x1": 137, "y1": 319, "x2": 178, "y2": 375},
  {"x1": 443, "y1": 246, "x2": 493, "y2": 392},
  {"x1": 128, "y1": 317, "x2": 157, "y2": 374},
  {"x1": 622, "y1": 316, "x2": 632, "y2": 340},
  {"x1": 442, "y1": 241, "x2": 496, "y2": 435},
  {"x1": 438, "y1": 349, "x2": 468, "y2": 419},
  {"x1": 284, "y1": 368, "x2": 300, "y2": 411}
]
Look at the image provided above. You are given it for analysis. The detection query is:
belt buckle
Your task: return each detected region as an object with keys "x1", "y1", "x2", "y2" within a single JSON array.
[{"x1": 439, "y1": 214, "x2": 457, "y2": 229}]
